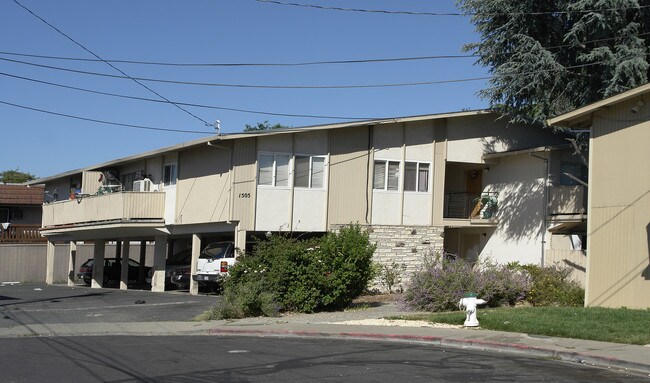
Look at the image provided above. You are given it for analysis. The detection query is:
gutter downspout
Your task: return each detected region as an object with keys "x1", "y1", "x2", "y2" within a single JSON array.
[{"x1": 529, "y1": 152, "x2": 549, "y2": 267}]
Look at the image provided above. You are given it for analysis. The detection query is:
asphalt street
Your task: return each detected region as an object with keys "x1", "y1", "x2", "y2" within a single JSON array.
[
  {"x1": 0, "y1": 284, "x2": 219, "y2": 326},
  {"x1": 1, "y1": 284, "x2": 648, "y2": 382},
  {"x1": 2, "y1": 336, "x2": 647, "y2": 383}
]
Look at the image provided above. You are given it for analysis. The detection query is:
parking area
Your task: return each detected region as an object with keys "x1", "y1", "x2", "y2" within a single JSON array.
[{"x1": 0, "y1": 283, "x2": 220, "y2": 328}]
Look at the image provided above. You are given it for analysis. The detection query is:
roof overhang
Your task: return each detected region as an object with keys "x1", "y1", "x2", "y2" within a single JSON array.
[
  {"x1": 482, "y1": 144, "x2": 571, "y2": 161},
  {"x1": 27, "y1": 109, "x2": 495, "y2": 185},
  {"x1": 547, "y1": 83, "x2": 650, "y2": 128},
  {"x1": 548, "y1": 221, "x2": 587, "y2": 235}
]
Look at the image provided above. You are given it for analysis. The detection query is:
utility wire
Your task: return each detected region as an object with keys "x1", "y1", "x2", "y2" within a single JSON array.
[
  {"x1": 11, "y1": 0, "x2": 212, "y2": 128},
  {"x1": 256, "y1": 0, "x2": 650, "y2": 17},
  {"x1": 0, "y1": 71, "x2": 377, "y2": 120},
  {"x1": 0, "y1": 56, "x2": 491, "y2": 87},
  {"x1": 0, "y1": 55, "x2": 630, "y2": 89},
  {"x1": 0, "y1": 50, "x2": 476, "y2": 67},
  {"x1": 0, "y1": 99, "x2": 213, "y2": 134},
  {"x1": 1, "y1": 32, "x2": 647, "y2": 68}
]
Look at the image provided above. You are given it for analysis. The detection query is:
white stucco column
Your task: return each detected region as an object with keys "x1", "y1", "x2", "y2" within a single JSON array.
[
  {"x1": 91, "y1": 239, "x2": 106, "y2": 288},
  {"x1": 45, "y1": 240, "x2": 55, "y2": 285},
  {"x1": 67, "y1": 241, "x2": 76, "y2": 287},
  {"x1": 151, "y1": 235, "x2": 167, "y2": 292},
  {"x1": 189, "y1": 233, "x2": 201, "y2": 296},
  {"x1": 120, "y1": 241, "x2": 130, "y2": 290},
  {"x1": 235, "y1": 224, "x2": 246, "y2": 256}
]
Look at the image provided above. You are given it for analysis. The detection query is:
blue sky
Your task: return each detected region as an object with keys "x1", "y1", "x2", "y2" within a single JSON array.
[{"x1": 1, "y1": 0, "x2": 489, "y2": 178}]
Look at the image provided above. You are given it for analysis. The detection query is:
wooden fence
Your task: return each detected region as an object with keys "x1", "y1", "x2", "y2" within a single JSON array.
[{"x1": 0, "y1": 224, "x2": 46, "y2": 243}]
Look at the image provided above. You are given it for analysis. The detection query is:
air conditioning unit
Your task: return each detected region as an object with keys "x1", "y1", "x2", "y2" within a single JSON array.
[{"x1": 133, "y1": 178, "x2": 153, "y2": 192}]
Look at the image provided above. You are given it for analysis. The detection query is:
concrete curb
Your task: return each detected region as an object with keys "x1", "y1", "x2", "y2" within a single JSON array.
[{"x1": 207, "y1": 327, "x2": 650, "y2": 376}]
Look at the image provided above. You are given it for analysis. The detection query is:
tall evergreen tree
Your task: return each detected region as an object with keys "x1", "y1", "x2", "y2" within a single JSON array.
[{"x1": 458, "y1": 0, "x2": 649, "y2": 123}]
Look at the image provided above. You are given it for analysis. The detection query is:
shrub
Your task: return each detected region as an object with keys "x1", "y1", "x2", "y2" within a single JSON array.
[
  {"x1": 219, "y1": 225, "x2": 376, "y2": 316},
  {"x1": 402, "y1": 253, "x2": 529, "y2": 312},
  {"x1": 316, "y1": 225, "x2": 377, "y2": 310},
  {"x1": 211, "y1": 279, "x2": 280, "y2": 319},
  {"x1": 477, "y1": 260, "x2": 529, "y2": 306},
  {"x1": 403, "y1": 253, "x2": 481, "y2": 312},
  {"x1": 519, "y1": 264, "x2": 584, "y2": 306},
  {"x1": 376, "y1": 261, "x2": 407, "y2": 294}
]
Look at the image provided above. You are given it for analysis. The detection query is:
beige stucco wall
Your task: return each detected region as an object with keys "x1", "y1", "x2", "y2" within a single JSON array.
[
  {"x1": 479, "y1": 153, "x2": 547, "y2": 265},
  {"x1": 446, "y1": 115, "x2": 567, "y2": 163},
  {"x1": 585, "y1": 96, "x2": 650, "y2": 308}
]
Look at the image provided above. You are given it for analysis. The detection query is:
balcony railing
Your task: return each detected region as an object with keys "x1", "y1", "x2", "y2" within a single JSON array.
[
  {"x1": 0, "y1": 224, "x2": 45, "y2": 243},
  {"x1": 444, "y1": 192, "x2": 498, "y2": 219},
  {"x1": 42, "y1": 191, "x2": 166, "y2": 228},
  {"x1": 548, "y1": 185, "x2": 587, "y2": 215}
]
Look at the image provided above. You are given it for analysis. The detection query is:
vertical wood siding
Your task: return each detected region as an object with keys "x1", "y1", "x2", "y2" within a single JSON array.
[
  {"x1": 231, "y1": 138, "x2": 257, "y2": 231},
  {"x1": 585, "y1": 96, "x2": 650, "y2": 308},
  {"x1": 328, "y1": 126, "x2": 371, "y2": 225},
  {"x1": 0, "y1": 243, "x2": 155, "y2": 284}
]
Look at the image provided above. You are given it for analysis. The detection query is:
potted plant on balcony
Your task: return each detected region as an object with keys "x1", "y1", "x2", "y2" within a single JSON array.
[{"x1": 475, "y1": 194, "x2": 498, "y2": 219}]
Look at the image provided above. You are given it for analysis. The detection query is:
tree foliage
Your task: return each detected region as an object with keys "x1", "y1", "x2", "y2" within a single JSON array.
[
  {"x1": 458, "y1": 0, "x2": 650, "y2": 123},
  {"x1": 243, "y1": 120, "x2": 291, "y2": 132},
  {"x1": 0, "y1": 169, "x2": 36, "y2": 184}
]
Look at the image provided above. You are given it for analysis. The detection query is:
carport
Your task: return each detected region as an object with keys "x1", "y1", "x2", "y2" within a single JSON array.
[{"x1": 41, "y1": 220, "x2": 242, "y2": 295}]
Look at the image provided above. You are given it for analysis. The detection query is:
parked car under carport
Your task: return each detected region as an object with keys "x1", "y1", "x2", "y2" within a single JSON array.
[{"x1": 77, "y1": 258, "x2": 151, "y2": 286}]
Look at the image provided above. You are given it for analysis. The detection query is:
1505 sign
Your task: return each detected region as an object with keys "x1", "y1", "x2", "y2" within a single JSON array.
[{"x1": 238, "y1": 193, "x2": 251, "y2": 198}]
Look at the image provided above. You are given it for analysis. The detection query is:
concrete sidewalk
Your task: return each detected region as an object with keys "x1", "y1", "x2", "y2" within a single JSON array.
[{"x1": 1, "y1": 298, "x2": 648, "y2": 377}]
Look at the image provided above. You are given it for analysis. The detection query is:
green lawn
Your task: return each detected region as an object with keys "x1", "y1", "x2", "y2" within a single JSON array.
[{"x1": 389, "y1": 306, "x2": 650, "y2": 345}]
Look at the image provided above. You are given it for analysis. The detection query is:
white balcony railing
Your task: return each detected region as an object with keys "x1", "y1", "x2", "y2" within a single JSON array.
[{"x1": 42, "y1": 192, "x2": 165, "y2": 228}]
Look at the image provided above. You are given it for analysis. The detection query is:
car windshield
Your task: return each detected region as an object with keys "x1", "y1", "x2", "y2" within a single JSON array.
[{"x1": 200, "y1": 243, "x2": 232, "y2": 259}]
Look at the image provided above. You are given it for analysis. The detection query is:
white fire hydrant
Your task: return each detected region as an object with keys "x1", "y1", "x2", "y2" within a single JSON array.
[{"x1": 458, "y1": 294, "x2": 488, "y2": 327}]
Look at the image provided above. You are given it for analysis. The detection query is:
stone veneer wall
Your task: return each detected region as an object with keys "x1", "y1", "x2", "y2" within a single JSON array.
[{"x1": 332, "y1": 224, "x2": 444, "y2": 292}]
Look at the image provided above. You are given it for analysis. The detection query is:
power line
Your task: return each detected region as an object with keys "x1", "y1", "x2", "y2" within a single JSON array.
[
  {"x1": 11, "y1": 0, "x2": 212, "y2": 127},
  {"x1": 0, "y1": 55, "x2": 625, "y2": 89},
  {"x1": 1, "y1": 31, "x2": 646, "y2": 69},
  {"x1": 0, "y1": 56, "x2": 492, "y2": 87},
  {"x1": 0, "y1": 99, "x2": 213, "y2": 134},
  {"x1": 0, "y1": 50, "x2": 477, "y2": 67},
  {"x1": 256, "y1": 0, "x2": 650, "y2": 17},
  {"x1": 0, "y1": 71, "x2": 378, "y2": 120}
]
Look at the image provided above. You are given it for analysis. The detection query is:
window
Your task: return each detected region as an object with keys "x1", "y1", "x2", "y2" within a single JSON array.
[
  {"x1": 163, "y1": 163, "x2": 177, "y2": 186},
  {"x1": 294, "y1": 156, "x2": 325, "y2": 188},
  {"x1": 258, "y1": 154, "x2": 290, "y2": 187},
  {"x1": 560, "y1": 163, "x2": 587, "y2": 186},
  {"x1": 373, "y1": 160, "x2": 400, "y2": 190},
  {"x1": 404, "y1": 162, "x2": 430, "y2": 192},
  {"x1": 0, "y1": 208, "x2": 9, "y2": 223}
]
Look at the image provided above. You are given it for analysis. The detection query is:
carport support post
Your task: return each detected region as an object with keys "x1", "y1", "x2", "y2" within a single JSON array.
[
  {"x1": 138, "y1": 240, "x2": 147, "y2": 285},
  {"x1": 151, "y1": 235, "x2": 167, "y2": 292},
  {"x1": 190, "y1": 234, "x2": 201, "y2": 296},
  {"x1": 120, "y1": 241, "x2": 130, "y2": 290},
  {"x1": 67, "y1": 241, "x2": 76, "y2": 287},
  {"x1": 45, "y1": 240, "x2": 55, "y2": 285},
  {"x1": 91, "y1": 239, "x2": 106, "y2": 288}
]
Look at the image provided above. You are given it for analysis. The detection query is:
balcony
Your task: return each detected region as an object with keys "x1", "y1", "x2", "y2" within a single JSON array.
[
  {"x1": 443, "y1": 192, "x2": 498, "y2": 227},
  {"x1": 42, "y1": 192, "x2": 166, "y2": 229},
  {"x1": 0, "y1": 224, "x2": 46, "y2": 243},
  {"x1": 548, "y1": 186, "x2": 587, "y2": 216}
]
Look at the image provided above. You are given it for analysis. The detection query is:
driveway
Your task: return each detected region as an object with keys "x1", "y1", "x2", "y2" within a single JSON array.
[{"x1": 0, "y1": 283, "x2": 219, "y2": 327}]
